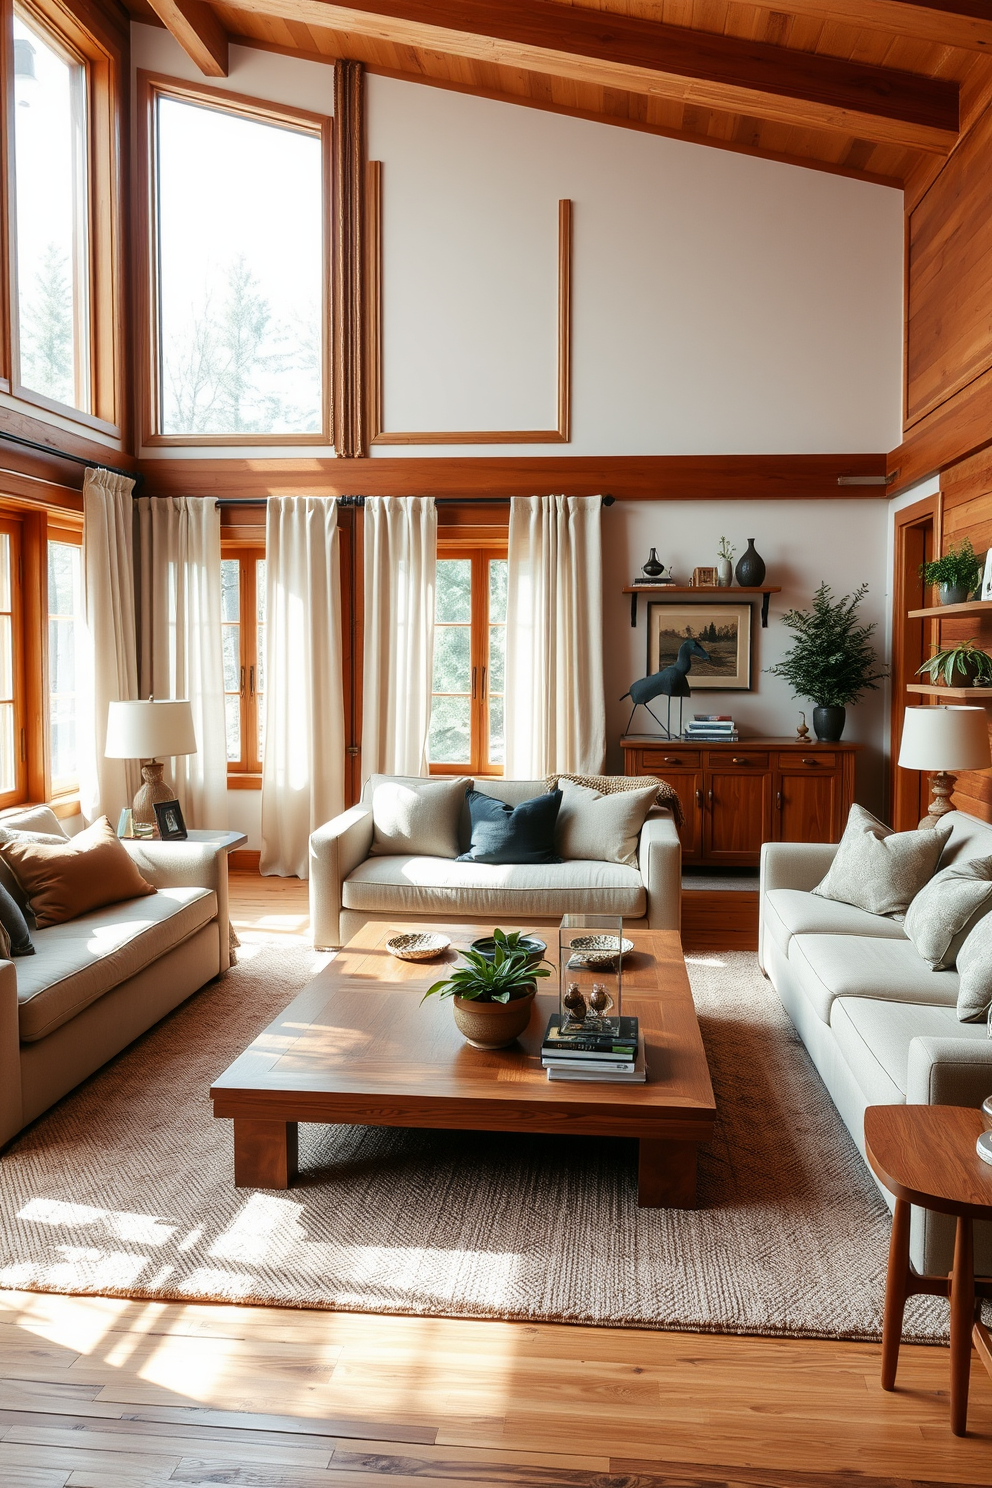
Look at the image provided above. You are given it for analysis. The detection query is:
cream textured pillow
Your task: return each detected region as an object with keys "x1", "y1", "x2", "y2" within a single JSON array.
[
  {"x1": 955, "y1": 913, "x2": 992, "y2": 1022},
  {"x1": 555, "y1": 779, "x2": 658, "y2": 866},
  {"x1": 369, "y1": 775, "x2": 469, "y2": 858},
  {"x1": 904, "y1": 857, "x2": 992, "y2": 969},
  {"x1": 812, "y1": 804, "x2": 950, "y2": 919}
]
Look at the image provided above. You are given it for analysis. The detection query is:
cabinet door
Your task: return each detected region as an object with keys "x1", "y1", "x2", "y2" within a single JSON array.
[
  {"x1": 703, "y1": 768, "x2": 771, "y2": 864},
  {"x1": 775, "y1": 768, "x2": 841, "y2": 843},
  {"x1": 657, "y1": 769, "x2": 704, "y2": 861}
]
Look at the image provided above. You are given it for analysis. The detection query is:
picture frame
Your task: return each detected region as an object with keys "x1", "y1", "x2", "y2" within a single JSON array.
[
  {"x1": 983, "y1": 548, "x2": 992, "y2": 601},
  {"x1": 154, "y1": 799, "x2": 188, "y2": 840},
  {"x1": 647, "y1": 601, "x2": 752, "y2": 691},
  {"x1": 691, "y1": 566, "x2": 718, "y2": 587}
]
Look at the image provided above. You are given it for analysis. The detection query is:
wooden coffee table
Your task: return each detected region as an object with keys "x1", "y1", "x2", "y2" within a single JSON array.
[{"x1": 210, "y1": 921, "x2": 716, "y2": 1208}]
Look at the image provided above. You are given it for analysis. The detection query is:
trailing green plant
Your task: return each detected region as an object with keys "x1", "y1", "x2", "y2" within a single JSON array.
[
  {"x1": 917, "y1": 640, "x2": 992, "y2": 687},
  {"x1": 422, "y1": 928, "x2": 553, "y2": 1005},
  {"x1": 920, "y1": 538, "x2": 982, "y2": 594},
  {"x1": 766, "y1": 582, "x2": 887, "y2": 709},
  {"x1": 718, "y1": 536, "x2": 736, "y2": 563}
]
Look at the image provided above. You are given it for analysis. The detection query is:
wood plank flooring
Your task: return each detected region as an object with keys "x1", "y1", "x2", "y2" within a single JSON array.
[{"x1": 0, "y1": 870, "x2": 987, "y2": 1487}]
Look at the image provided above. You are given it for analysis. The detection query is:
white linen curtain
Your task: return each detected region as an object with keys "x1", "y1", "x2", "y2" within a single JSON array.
[
  {"x1": 260, "y1": 497, "x2": 345, "y2": 878},
  {"x1": 361, "y1": 496, "x2": 437, "y2": 777},
  {"x1": 79, "y1": 467, "x2": 139, "y2": 823},
  {"x1": 134, "y1": 496, "x2": 228, "y2": 829},
  {"x1": 504, "y1": 495, "x2": 606, "y2": 777}
]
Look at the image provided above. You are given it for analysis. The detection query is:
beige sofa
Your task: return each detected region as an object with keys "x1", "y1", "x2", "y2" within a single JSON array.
[
  {"x1": 0, "y1": 806, "x2": 232, "y2": 1149},
  {"x1": 310, "y1": 776, "x2": 682, "y2": 950},
  {"x1": 759, "y1": 809, "x2": 992, "y2": 1276}
]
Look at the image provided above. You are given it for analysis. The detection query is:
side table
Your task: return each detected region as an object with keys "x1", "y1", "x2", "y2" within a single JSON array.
[{"x1": 864, "y1": 1104, "x2": 992, "y2": 1436}]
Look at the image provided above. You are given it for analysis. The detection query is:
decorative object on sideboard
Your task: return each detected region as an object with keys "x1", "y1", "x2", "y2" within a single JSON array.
[
  {"x1": 796, "y1": 712, "x2": 811, "y2": 741},
  {"x1": 921, "y1": 538, "x2": 983, "y2": 606},
  {"x1": 716, "y1": 537, "x2": 736, "y2": 588},
  {"x1": 691, "y1": 566, "x2": 718, "y2": 587},
  {"x1": 640, "y1": 547, "x2": 665, "y2": 579},
  {"x1": 897, "y1": 706, "x2": 992, "y2": 829},
  {"x1": 735, "y1": 538, "x2": 766, "y2": 587},
  {"x1": 983, "y1": 548, "x2": 992, "y2": 601},
  {"x1": 917, "y1": 641, "x2": 992, "y2": 689},
  {"x1": 767, "y1": 582, "x2": 885, "y2": 743},
  {"x1": 620, "y1": 637, "x2": 710, "y2": 738},
  {"x1": 105, "y1": 700, "x2": 198, "y2": 834},
  {"x1": 153, "y1": 799, "x2": 188, "y2": 841},
  {"x1": 421, "y1": 927, "x2": 551, "y2": 1050},
  {"x1": 647, "y1": 602, "x2": 752, "y2": 694}
]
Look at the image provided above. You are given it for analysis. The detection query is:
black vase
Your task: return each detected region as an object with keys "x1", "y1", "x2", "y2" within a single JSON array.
[
  {"x1": 812, "y1": 705, "x2": 846, "y2": 742},
  {"x1": 735, "y1": 538, "x2": 766, "y2": 587},
  {"x1": 641, "y1": 547, "x2": 664, "y2": 579}
]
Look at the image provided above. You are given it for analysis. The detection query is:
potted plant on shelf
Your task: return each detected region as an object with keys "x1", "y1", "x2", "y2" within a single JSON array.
[
  {"x1": 422, "y1": 928, "x2": 552, "y2": 1050},
  {"x1": 767, "y1": 582, "x2": 886, "y2": 742},
  {"x1": 921, "y1": 539, "x2": 983, "y2": 606},
  {"x1": 917, "y1": 640, "x2": 992, "y2": 689}
]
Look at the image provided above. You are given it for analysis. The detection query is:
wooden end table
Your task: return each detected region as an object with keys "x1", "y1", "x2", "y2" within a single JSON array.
[{"x1": 864, "y1": 1104, "x2": 992, "y2": 1436}]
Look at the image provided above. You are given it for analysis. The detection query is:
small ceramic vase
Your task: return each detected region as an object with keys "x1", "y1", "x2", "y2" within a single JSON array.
[
  {"x1": 716, "y1": 556, "x2": 732, "y2": 587},
  {"x1": 641, "y1": 548, "x2": 665, "y2": 580},
  {"x1": 735, "y1": 539, "x2": 766, "y2": 587}
]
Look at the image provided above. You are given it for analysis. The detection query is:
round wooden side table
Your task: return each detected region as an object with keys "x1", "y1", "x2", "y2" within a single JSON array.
[{"x1": 864, "y1": 1104, "x2": 992, "y2": 1436}]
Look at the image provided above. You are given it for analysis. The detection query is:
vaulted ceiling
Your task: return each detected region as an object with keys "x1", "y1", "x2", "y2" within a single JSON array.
[{"x1": 125, "y1": 0, "x2": 992, "y2": 186}]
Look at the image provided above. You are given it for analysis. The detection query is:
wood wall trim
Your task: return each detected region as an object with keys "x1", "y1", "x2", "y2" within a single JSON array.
[
  {"x1": 367, "y1": 182, "x2": 572, "y2": 446},
  {"x1": 734, "y1": 0, "x2": 992, "y2": 55},
  {"x1": 888, "y1": 360, "x2": 992, "y2": 494},
  {"x1": 333, "y1": 58, "x2": 366, "y2": 457}
]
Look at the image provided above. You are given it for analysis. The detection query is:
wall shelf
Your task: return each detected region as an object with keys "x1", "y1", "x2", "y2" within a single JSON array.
[
  {"x1": 623, "y1": 585, "x2": 782, "y2": 628},
  {"x1": 907, "y1": 599, "x2": 992, "y2": 619},
  {"x1": 906, "y1": 684, "x2": 992, "y2": 699}
]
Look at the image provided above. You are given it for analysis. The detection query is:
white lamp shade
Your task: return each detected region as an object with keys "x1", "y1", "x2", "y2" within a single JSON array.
[
  {"x1": 105, "y1": 700, "x2": 198, "y2": 759},
  {"x1": 898, "y1": 706, "x2": 991, "y2": 773}
]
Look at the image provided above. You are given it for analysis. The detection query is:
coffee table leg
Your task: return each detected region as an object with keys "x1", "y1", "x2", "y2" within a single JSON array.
[
  {"x1": 638, "y1": 1138, "x2": 697, "y2": 1208},
  {"x1": 950, "y1": 1215, "x2": 975, "y2": 1437},
  {"x1": 233, "y1": 1119, "x2": 299, "y2": 1188},
  {"x1": 881, "y1": 1196, "x2": 911, "y2": 1391}
]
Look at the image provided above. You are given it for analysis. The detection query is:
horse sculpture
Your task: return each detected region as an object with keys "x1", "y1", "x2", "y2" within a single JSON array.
[{"x1": 620, "y1": 637, "x2": 711, "y2": 739}]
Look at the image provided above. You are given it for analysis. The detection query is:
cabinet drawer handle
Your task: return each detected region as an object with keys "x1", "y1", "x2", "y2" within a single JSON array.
[
  {"x1": 802, "y1": 758, "x2": 819, "y2": 767},
  {"x1": 731, "y1": 757, "x2": 749, "y2": 765},
  {"x1": 664, "y1": 756, "x2": 680, "y2": 764}
]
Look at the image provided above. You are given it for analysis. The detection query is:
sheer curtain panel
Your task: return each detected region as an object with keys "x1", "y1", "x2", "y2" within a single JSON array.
[
  {"x1": 504, "y1": 495, "x2": 606, "y2": 778},
  {"x1": 79, "y1": 468, "x2": 139, "y2": 823},
  {"x1": 261, "y1": 497, "x2": 345, "y2": 878},
  {"x1": 362, "y1": 496, "x2": 437, "y2": 777},
  {"x1": 135, "y1": 497, "x2": 228, "y2": 828}
]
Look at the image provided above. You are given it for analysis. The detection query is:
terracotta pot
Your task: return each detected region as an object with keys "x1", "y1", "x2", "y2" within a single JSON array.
[{"x1": 452, "y1": 988, "x2": 536, "y2": 1049}]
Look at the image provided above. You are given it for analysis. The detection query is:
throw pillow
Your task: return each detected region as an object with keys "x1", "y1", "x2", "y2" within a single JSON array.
[
  {"x1": 369, "y1": 775, "x2": 469, "y2": 858},
  {"x1": 0, "y1": 822, "x2": 70, "y2": 924},
  {"x1": 0, "y1": 880, "x2": 34, "y2": 956},
  {"x1": 555, "y1": 779, "x2": 658, "y2": 866},
  {"x1": 955, "y1": 913, "x2": 992, "y2": 1022},
  {"x1": 904, "y1": 856, "x2": 992, "y2": 969},
  {"x1": 457, "y1": 789, "x2": 563, "y2": 865},
  {"x1": 545, "y1": 772, "x2": 685, "y2": 830},
  {"x1": 812, "y1": 803, "x2": 950, "y2": 919},
  {"x1": 0, "y1": 816, "x2": 155, "y2": 929}
]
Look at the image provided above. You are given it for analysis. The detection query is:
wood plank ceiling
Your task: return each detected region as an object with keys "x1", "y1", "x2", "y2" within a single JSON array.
[{"x1": 126, "y1": 0, "x2": 992, "y2": 185}]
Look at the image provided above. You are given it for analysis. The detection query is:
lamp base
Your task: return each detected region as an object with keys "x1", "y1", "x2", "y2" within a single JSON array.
[
  {"x1": 918, "y1": 770, "x2": 956, "y2": 830},
  {"x1": 132, "y1": 759, "x2": 174, "y2": 834}
]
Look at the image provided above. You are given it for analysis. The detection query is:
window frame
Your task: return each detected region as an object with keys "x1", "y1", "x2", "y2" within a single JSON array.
[
  {"x1": 137, "y1": 71, "x2": 332, "y2": 450},
  {"x1": 429, "y1": 540, "x2": 507, "y2": 779},
  {"x1": 0, "y1": 512, "x2": 26, "y2": 810},
  {"x1": 221, "y1": 536, "x2": 265, "y2": 788},
  {"x1": 45, "y1": 519, "x2": 82, "y2": 802}
]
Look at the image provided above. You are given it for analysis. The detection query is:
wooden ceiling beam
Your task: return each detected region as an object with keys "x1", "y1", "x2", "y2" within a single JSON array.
[
  {"x1": 742, "y1": 0, "x2": 992, "y2": 56},
  {"x1": 147, "y1": 0, "x2": 230, "y2": 74},
  {"x1": 223, "y1": 0, "x2": 959, "y2": 151}
]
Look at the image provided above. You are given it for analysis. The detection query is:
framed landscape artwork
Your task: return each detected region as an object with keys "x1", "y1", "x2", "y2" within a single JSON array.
[{"x1": 646, "y1": 602, "x2": 752, "y2": 691}]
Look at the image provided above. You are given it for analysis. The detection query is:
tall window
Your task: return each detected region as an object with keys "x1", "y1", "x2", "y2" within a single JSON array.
[
  {"x1": 12, "y1": 7, "x2": 90, "y2": 413},
  {"x1": 0, "y1": 521, "x2": 25, "y2": 808},
  {"x1": 222, "y1": 550, "x2": 266, "y2": 779},
  {"x1": 429, "y1": 550, "x2": 507, "y2": 775},
  {"x1": 147, "y1": 79, "x2": 328, "y2": 442},
  {"x1": 47, "y1": 532, "x2": 83, "y2": 794}
]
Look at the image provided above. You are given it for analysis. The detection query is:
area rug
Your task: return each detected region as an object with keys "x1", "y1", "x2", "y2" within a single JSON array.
[{"x1": 0, "y1": 939, "x2": 950, "y2": 1342}]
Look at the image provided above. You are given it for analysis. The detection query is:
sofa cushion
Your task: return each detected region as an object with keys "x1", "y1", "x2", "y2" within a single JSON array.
[
  {"x1": 0, "y1": 880, "x2": 34, "y2": 956},
  {"x1": 0, "y1": 807, "x2": 69, "y2": 922},
  {"x1": 763, "y1": 888, "x2": 908, "y2": 959},
  {"x1": 812, "y1": 804, "x2": 950, "y2": 919},
  {"x1": 830, "y1": 995, "x2": 986, "y2": 1102},
  {"x1": 554, "y1": 779, "x2": 658, "y2": 867},
  {"x1": 904, "y1": 856, "x2": 992, "y2": 969},
  {"x1": 787, "y1": 933, "x2": 959, "y2": 1025},
  {"x1": 1, "y1": 817, "x2": 155, "y2": 928},
  {"x1": 16, "y1": 886, "x2": 218, "y2": 1042},
  {"x1": 369, "y1": 775, "x2": 469, "y2": 858},
  {"x1": 342, "y1": 855, "x2": 645, "y2": 918},
  {"x1": 457, "y1": 789, "x2": 562, "y2": 865},
  {"x1": 956, "y1": 912, "x2": 992, "y2": 1023}
]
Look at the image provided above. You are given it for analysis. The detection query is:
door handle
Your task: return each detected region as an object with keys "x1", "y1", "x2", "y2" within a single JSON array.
[
  {"x1": 481, "y1": 666, "x2": 487, "y2": 700},
  {"x1": 472, "y1": 666, "x2": 477, "y2": 699},
  {"x1": 240, "y1": 666, "x2": 246, "y2": 697},
  {"x1": 708, "y1": 788, "x2": 714, "y2": 806},
  {"x1": 249, "y1": 665, "x2": 255, "y2": 698},
  {"x1": 776, "y1": 790, "x2": 783, "y2": 811},
  {"x1": 695, "y1": 788, "x2": 703, "y2": 810}
]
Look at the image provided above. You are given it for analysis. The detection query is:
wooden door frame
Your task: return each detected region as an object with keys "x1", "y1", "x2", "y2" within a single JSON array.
[{"x1": 890, "y1": 494, "x2": 937, "y2": 831}]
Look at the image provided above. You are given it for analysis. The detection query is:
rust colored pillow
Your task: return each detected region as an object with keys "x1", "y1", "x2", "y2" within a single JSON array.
[{"x1": 0, "y1": 816, "x2": 155, "y2": 928}]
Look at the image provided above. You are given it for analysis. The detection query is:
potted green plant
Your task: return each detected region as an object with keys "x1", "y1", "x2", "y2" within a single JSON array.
[
  {"x1": 422, "y1": 928, "x2": 552, "y2": 1049},
  {"x1": 917, "y1": 640, "x2": 992, "y2": 688},
  {"x1": 921, "y1": 539, "x2": 983, "y2": 606},
  {"x1": 767, "y1": 582, "x2": 886, "y2": 742}
]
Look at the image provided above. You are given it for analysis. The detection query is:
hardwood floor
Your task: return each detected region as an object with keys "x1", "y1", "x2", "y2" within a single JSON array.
[{"x1": 0, "y1": 869, "x2": 988, "y2": 1487}]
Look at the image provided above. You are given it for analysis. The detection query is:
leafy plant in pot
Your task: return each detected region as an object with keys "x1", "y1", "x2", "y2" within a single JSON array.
[
  {"x1": 920, "y1": 539, "x2": 983, "y2": 606},
  {"x1": 917, "y1": 640, "x2": 992, "y2": 689},
  {"x1": 766, "y1": 582, "x2": 886, "y2": 742},
  {"x1": 422, "y1": 928, "x2": 552, "y2": 1050}
]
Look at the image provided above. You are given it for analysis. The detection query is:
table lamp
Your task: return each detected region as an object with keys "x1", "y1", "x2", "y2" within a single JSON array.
[
  {"x1": 105, "y1": 700, "x2": 197, "y2": 831},
  {"x1": 897, "y1": 705, "x2": 991, "y2": 828}
]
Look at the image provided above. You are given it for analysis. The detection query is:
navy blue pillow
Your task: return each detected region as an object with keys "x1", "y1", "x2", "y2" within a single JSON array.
[
  {"x1": 457, "y1": 789, "x2": 563, "y2": 865},
  {"x1": 0, "y1": 880, "x2": 34, "y2": 957}
]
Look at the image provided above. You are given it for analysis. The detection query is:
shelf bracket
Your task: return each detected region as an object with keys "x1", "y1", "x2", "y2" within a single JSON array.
[
  {"x1": 761, "y1": 592, "x2": 771, "y2": 629},
  {"x1": 630, "y1": 591, "x2": 638, "y2": 628}
]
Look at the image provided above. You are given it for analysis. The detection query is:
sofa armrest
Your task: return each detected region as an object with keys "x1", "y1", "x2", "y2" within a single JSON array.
[
  {"x1": 638, "y1": 812, "x2": 682, "y2": 932},
  {"x1": 0, "y1": 960, "x2": 21, "y2": 1148},
  {"x1": 907, "y1": 1036, "x2": 992, "y2": 1109},
  {"x1": 121, "y1": 840, "x2": 231, "y2": 973},
  {"x1": 309, "y1": 805, "x2": 375, "y2": 949},
  {"x1": 759, "y1": 840, "x2": 838, "y2": 894}
]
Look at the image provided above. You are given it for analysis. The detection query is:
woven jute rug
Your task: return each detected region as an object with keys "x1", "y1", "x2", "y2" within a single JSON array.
[{"x1": 0, "y1": 938, "x2": 950, "y2": 1342}]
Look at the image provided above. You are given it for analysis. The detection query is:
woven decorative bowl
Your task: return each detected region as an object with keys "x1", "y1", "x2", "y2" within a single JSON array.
[
  {"x1": 386, "y1": 932, "x2": 451, "y2": 962},
  {"x1": 567, "y1": 934, "x2": 635, "y2": 968}
]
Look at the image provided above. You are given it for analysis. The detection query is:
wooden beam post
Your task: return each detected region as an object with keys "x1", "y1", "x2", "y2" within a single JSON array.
[{"x1": 146, "y1": 0, "x2": 230, "y2": 77}]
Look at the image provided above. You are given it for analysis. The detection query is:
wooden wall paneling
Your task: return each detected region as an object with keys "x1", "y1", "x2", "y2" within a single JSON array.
[
  {"x1": 889, "y1": 494, "x2": 935, "y2": 831},
  {"x1": 888, "y1": 362, "x2": 992, "y2": 493},
  {"x1": 736, "y1": 0, "x2": 992, "y2": 54},
  {"x1": 333, "y1": 58, "x2": 365, "y2": 457}
]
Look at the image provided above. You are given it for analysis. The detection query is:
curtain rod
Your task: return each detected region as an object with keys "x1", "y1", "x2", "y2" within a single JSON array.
[
  {"x1": 0, "y1": 429, "x2": 139, "y2": 486},
  {"x1": 213, "y1": 495, "x2": 616, "y2": 508}
]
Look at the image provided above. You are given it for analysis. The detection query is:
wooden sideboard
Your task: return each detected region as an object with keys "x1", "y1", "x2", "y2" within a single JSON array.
[{"x1": 622, "y1": 735, "x2": 860, "y2": 867}]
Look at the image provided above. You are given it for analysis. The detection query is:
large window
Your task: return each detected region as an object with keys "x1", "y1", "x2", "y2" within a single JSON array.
[
  {"x1": 145, "y1": 76, "x2": 329, "y2": 444},
  {"x1": 221, "y1": 549, "x2": 266, "y2": 780},
  {"x1": 47, "y1": 531, "x2": 83, "y2": 795},
  {"x1": 11, "y1": 6, "x2": 90, "y2": 414},
  {"x1": 0, "y1": 520, "x2": 25, "y2": 809},
  {"x1": 429, "y1": 550, "x2": 507, "y2": 775}
]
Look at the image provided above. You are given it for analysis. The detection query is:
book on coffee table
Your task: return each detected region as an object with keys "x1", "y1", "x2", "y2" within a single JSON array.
[
  {"x1": 546, "y1": 1037, "x2": 647, "y2": 1083},
  {"x1": 542, "y1": 1014, "x2": 639, "y2": 1060}
]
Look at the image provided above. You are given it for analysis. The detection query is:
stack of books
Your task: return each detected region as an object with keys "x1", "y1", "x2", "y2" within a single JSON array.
[
  {"x1": 684, "y1": 713, "x2": 739, "y2": 742},
  {"x1": 541, "y1": 1014, "x2": 645, "y2": 1083}
]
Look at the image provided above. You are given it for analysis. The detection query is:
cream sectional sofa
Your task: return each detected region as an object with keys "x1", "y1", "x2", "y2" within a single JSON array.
[
  {"x1": 310, "y1": 776, "x2": 682, "y2": 950},
  {"x1": 0, "y1": 806, "x2": 231, "y2": 1148},
  {"x1": 759, "y1": 809, "x2": 992, "y2": 1276}
]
